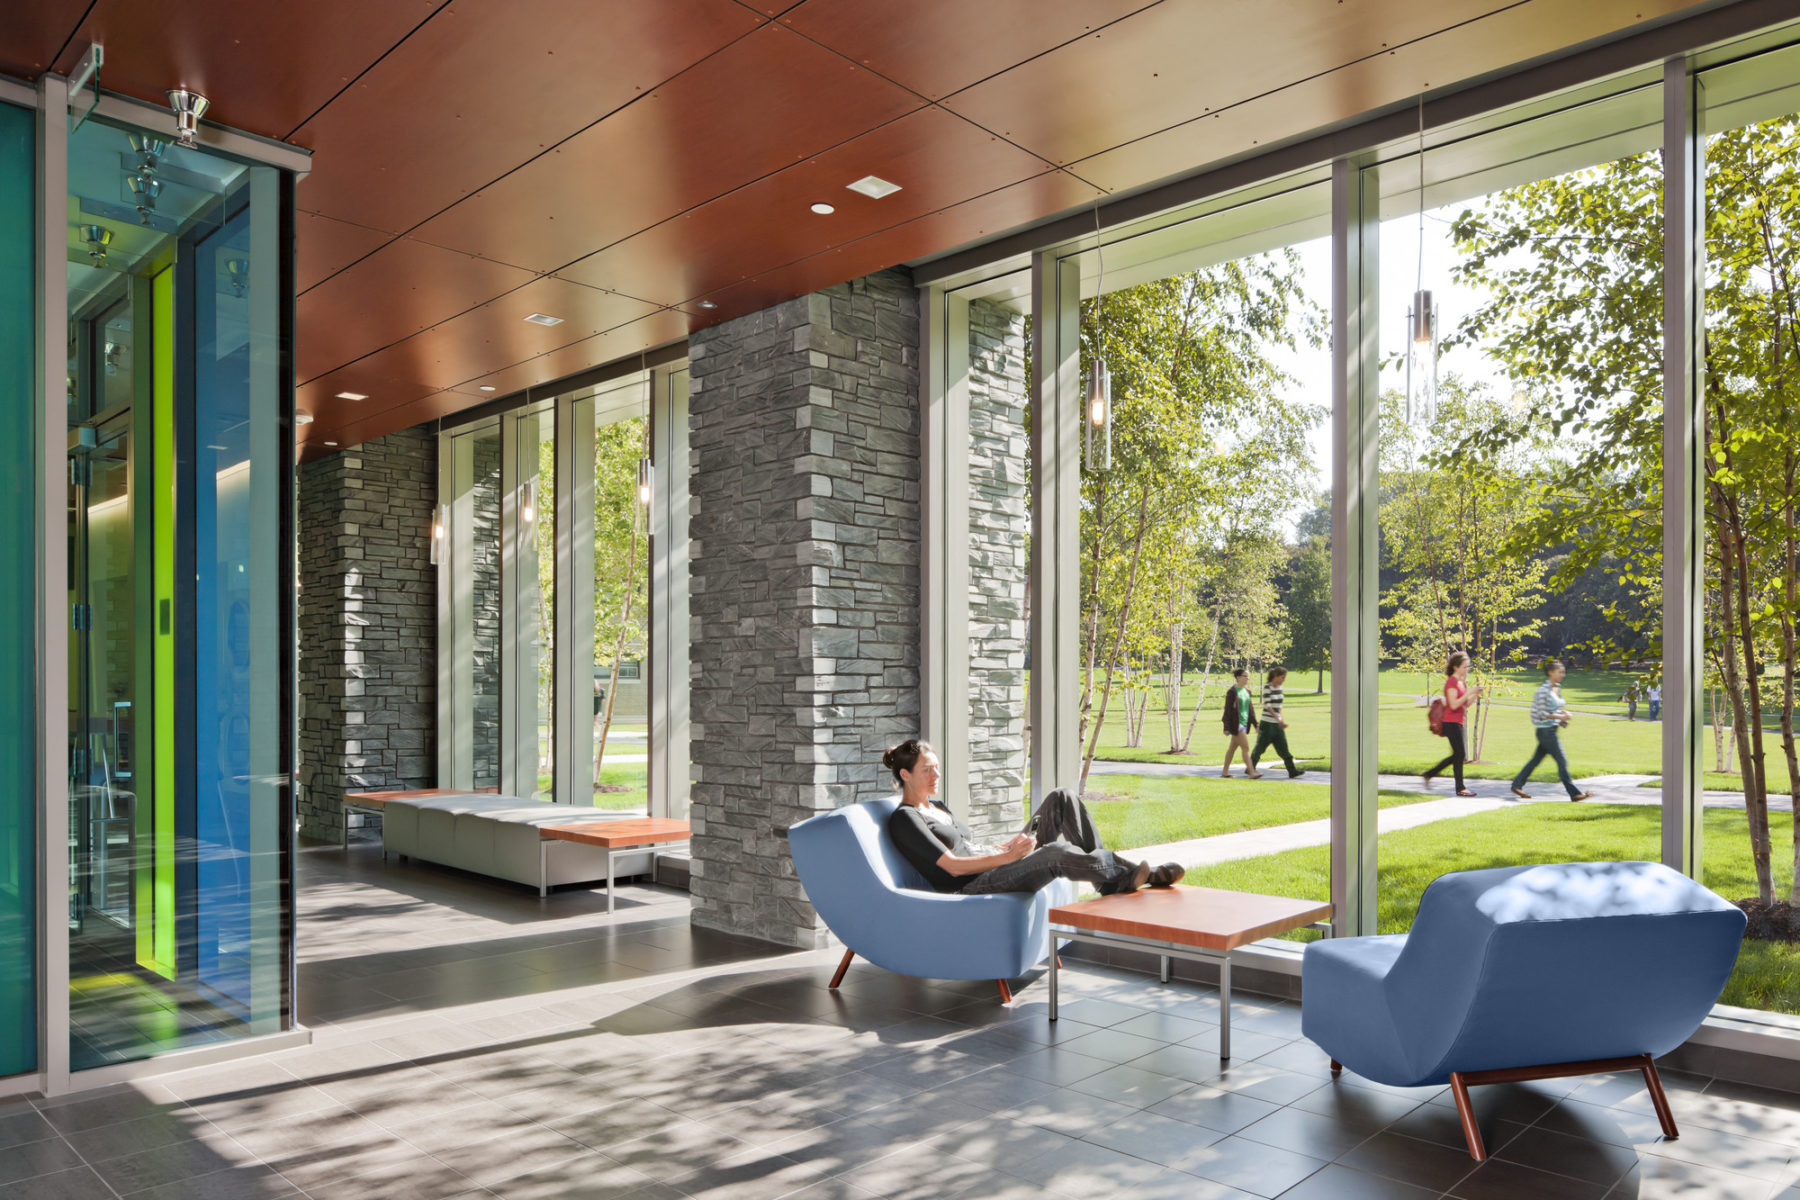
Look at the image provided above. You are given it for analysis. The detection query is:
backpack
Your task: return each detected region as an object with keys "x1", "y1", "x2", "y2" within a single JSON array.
[{"x1": 1427, "y1": 696, "x2": 1446, "y2": 737}]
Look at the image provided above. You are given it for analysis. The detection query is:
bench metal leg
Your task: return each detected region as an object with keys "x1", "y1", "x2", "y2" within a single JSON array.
[
  {"x1": 539, "y1": 840, "x2": 548, "y2": 899},
  {"x1": 607, "y1": 850, "x2": 617, "y2": 914},
  {"x1": 1048, "y1": 939, "x2": 1059, "y2": 1020},
  {"x1": 1219, "y1": 953, "x2": 1232, "y2": 1061}
]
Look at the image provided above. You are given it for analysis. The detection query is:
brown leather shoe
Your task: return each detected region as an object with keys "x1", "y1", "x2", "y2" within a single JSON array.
[{"x1": 1147, "y1": 863, "x2": 1186, "y2": 888}]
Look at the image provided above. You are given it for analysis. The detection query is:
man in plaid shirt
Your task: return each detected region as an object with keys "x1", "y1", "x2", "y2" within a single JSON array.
[{"x1": 1510, "y1": 659, "x2": 1592, "y2": 801}]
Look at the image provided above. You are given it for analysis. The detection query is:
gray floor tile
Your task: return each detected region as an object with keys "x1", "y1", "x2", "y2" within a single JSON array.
[
  {"x1": 1149, "y1": 1084, "x2": 1281, "y2": 1135},
  {"x1": 1288, "y1": 1079, "x2": 1429, "y2": 1130},
  {"x1": 1065, "y1": 1062, "x2": 1197, "y2": 1108},
  {"x1": 0, "y1": 1108, "x2": 58, "y2": 1152},
  {"x1": 1337, "y1": 1130, "x2": 1483, "y2": 1194},
  {"x1": 4, "y1": 1165, "x2": 117, "y2": 1200},
  {"x1": 1236, "y1": 1104, "x2": 1378, "y2": 1160},
  {"x1": 127, "y1": 1163, "x2": 302, "y2": 1200},
  {"x1": 484, "y1": 1152, "x2": 661, "y2": 1200},
  {"x1": 1081, "y1": 1109, "x2": 1227, "y2": 1168},
  {"x1": 1019, "y1": 1136, "x2": 1169, "y2": 1195},
  {"x1": 1448, "y1": 1157, "x2": 1612, "y2": 1200},
  {"x1": 1277, "y1": 1162, "x2": 1441, "y2": 1200},
  {"x1": 1177, "y1": 1133, "x2": 1330, "y2": 1197},
  {"x1": 1493, "y1": 1123, "x2": 1641, "y2": 1187},
  {"x1": 1111, "y1": 1009, "x2": 1219, "y2": 1044},
  {"x1": 0, "y1": 1135, "x2": 85, "y2": 1187}
]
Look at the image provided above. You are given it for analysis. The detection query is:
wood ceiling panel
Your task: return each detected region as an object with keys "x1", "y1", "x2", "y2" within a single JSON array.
[
  {"x1": 359, "y1": 276, "x2": 660, "y2": 391},
  {"x1": 408, "y1": 22, "x2": 923, "y2": 273},
  {"x1": 0, "y1": 1, "x2": 88, "y2": 80},
  {"x1": 297, "y1": 360, "x2": 440, "y2": 433},
  {"x1": 48, "y1": 0, "x2": 438, "y2": 141},
  {"x1": 686, "y1": 168, "x2": 1103, "y2": 317},
  {"x1": 442, "y1": 307, "x2": 693, "y2": 398},
  {"x1": 291, "y1": 0, "x2": 762, "y2": 236},
  {"x1": 1070, "y1": 0, "x2": 1709, "y2": 195},
  {"x1": 940, "y1": 0, "x2": 1526, "y2": 168},
  {"x1": 296, "y1": 210, "x2": 394, "y2": 293},
  {"x1": 555, "y1": 106, "x2": 1056, "y2": 304},
  {"x1": 780, "y1": 0, "x2": 1157, "y2": 100},
  {"x1": 295, "y1": 237, "x2": 536, "y2": 382}
]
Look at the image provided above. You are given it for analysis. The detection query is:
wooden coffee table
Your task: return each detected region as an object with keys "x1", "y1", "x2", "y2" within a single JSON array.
[
  {"x1": 538, "y1": 817, "x2": 691, "y2": 910},
  {"x1": 1049, "y1": 885, "x2": 1333, "y2": 1060}
]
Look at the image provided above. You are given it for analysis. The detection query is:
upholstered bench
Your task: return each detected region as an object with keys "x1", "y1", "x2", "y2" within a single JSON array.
[
  {"x1": 380, "y1": 793, "x2": 654, "y2": 895},
  {"x1": 1301, "y1": 860, "x2": 1745, "y2": 1160}
]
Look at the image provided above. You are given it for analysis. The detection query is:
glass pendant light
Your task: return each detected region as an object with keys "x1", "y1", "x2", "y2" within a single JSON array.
[
  {"x1": 1084, "y1": 206, "x2": 1113, "y2": 472},
  {"x1": 1406, "y1": 96, "x2": 1439, "y2": 427},
  {"x1": 637, "y1": 456, "x2": 653, "y2": 507}
]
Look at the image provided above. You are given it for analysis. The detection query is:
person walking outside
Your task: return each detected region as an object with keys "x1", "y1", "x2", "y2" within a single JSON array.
[
  {"x1": 1250, "y1": 665, "x2": 1305, "y2": 778},
  {"x1": 1220, "y1": 668, "x2": 1263, "y2": 779},
  {"x1": 1648, "y1": 682, "x2": 1663, "y2": 721},
  {"x1": 1423, "y1": 652, "x2": 1481, "y2": 797},
  {"x1": 1624, "y1": 685, "x2": 1639, "y2": 721},
  {"x1": 1510, "y1": 659, "x2": 1593, "y2": 802}
]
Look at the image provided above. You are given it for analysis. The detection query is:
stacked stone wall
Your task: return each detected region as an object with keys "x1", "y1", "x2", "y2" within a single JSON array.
[
  {"x1": 965, "y1": 299, "x2": 1030, "y2": 839},
  {"x1": 686, "y1": 269, "x2": 920, "y2": 948},
  {"x1": 296, "y1": 427, "x2": 437, "y2": 841}
]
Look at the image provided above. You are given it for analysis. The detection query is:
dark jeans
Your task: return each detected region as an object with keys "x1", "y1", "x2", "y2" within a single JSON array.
[
  {"x1": 1425, "y1": 724, "x2": 1467, "y2": 790},
  {"x1": 963, "y1": 788, "x2": 1136, "y2": 895},
  {"x1": 1514, "y1": 725, "x2": 1581, "y2": 797},
  {"x1": 1250, "y1": 723, "x2": 1299, "y2": 774}
]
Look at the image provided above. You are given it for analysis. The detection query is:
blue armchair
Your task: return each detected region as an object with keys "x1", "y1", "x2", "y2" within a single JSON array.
[
  {"x1": 1302, "y1": 861, "x2": 1744, "y2": 1160},
  {"x1": 788, "y1": 796, "x2": 1070, "y2": 1002}
]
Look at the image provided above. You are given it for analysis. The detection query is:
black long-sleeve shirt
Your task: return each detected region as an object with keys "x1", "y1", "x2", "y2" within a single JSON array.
[{"x1": 887, "y1": 801, "x2": 980, "y2": 893}]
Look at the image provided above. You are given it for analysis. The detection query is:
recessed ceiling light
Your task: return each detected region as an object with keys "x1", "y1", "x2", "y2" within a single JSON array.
[
  {"x1": 335, "y1": 391, "x2": 368, "y2": 401},
  {"x1": 847, "y1": 175, "x2": 901, "y2": 199},
  {"x1": 296, "y1": 412, "x2": 314, "y2": 425},
  {"x1": 323, "y1": 441, "x2": 339, "y2": 447},
  {"x1": 523, "y1": 312, "x2": 564, "y2": 326},
  {"x1": 809, "y1": 202, "x2": 835, "y2": 215},
  {"x1": 479, "y1": 385, "x2": 497, "y2": 392},
  {"x1": 696, "y1": 300, "x2": 718, "y2": 310}
]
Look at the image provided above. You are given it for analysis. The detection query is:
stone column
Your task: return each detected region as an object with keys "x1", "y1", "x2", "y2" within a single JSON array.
[
  {"x1": 687, "y1": 269, "x2": 920, "y2": 948},
  {"x1": 965, "y1": 299, "x2": 1030, "y2": 840},
  {"x1": 296, "y1": 427, "x2": 438, "y2": 841}
]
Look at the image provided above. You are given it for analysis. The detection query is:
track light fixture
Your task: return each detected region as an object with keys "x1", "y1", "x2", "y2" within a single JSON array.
[
  {"x1": 81, "y1": 224, "x2": 112, "y2": 265},
  {"x1": 1406, "y1": 95, "x2": 1439, "y2": 427},
  {"x1": 637, "y1": 457, "x2": 653, "y2": 507},
  {"x1": 226, "y1": 257, "x2": 250, "y2": 298},
  {"x1": 126, "y1": 173, "x2": 161, "y2": 224},
  {"x1": 1084, "y1": 205, "x2": 1114, "y2": 473},
  {"x1": 166, "y1": 88, "x2": 209, "y2": 148}
]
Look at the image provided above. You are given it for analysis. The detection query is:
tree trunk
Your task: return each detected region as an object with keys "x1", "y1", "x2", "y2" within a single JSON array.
[
  {"x1": 593, "y1": 492, "x2": 646, "y2": 787},
  {"x1": 1165, "y1": 618, "x2": 1184, "y2": 752},
  {"x1": 1179, "y1": 592, "x2": 1225, "y2": 753},
  {"x1": 1081, "y1": 488, "x2": 1152, "y2": 793},
  {"x1": 1713, "y1": 470, "x2": 1776, "y2": 903}
]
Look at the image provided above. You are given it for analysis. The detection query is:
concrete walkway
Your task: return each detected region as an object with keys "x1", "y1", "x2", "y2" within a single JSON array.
[{"x1": 1111, "y1": 767, "x2": 1794, "y2": 868}]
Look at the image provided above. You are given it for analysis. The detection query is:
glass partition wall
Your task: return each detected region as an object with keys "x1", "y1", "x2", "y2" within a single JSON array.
[
  {"x1": 439, "y1": 369, "x2": 685, "y2": 816},
  {"x1": 60, "y1": 111, "x2": 293, "y2": 1071},
  {"x1": 935, "y1": 30, "x2": 1800, "y2": 1017}
]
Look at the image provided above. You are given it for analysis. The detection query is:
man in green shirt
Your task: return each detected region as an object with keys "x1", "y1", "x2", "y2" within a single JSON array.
[{"x1": 1251, "y1": 666, "x2": 1305, "y2": 778}]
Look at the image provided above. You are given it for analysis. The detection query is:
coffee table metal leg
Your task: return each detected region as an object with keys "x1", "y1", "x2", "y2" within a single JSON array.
[
  {"x1": 1160, "y1": 955, "x2": 1170, "y2": 983},
  {"x1": 1219, "y1": 952, "x2": 1232, "y2": 1061},
  {"x1": 607, "y1": 850, "x2": 617, "y2": 914},
  {"x1": 1048, "y1": 939, "x2": 1059, "y2": 1021},
  {"x1": 539, "y1": 840, "x2": 549, "y2": 899}
]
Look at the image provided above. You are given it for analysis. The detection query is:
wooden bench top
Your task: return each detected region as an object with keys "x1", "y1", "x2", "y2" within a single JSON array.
[
  {"x1": 342, "y1": 787, "x2": 500, "y2": 807},
  {"x1": 1050, "y1": 885, "x2": 1332, "y2": 953},
  {"x1": 538, "y1": 818, "x2": 692, "y2": 849}
]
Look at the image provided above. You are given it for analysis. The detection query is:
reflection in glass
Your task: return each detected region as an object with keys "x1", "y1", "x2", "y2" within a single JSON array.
[
  {"x1": 519, "y1": 408, "x2": 555, "y2": 803},
  {"x1": 448, "y1": 424, "x2": 503, "y2": 791},
  {"x1": 591, "y1": 407, "x2": 649, "y2": 812},
  {"x1": 64, "y1": 112, "x2": 290, "y2": 1069}
]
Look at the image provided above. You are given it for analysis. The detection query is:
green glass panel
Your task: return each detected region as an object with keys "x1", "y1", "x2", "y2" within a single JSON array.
[{"x1": 0, "y1": 100, "x2": 37, "y2": 1079}]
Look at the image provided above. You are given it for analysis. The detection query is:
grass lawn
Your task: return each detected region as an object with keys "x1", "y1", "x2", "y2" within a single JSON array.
[
  {"x1": 1078, "y1": 776, "x2": 1434, "y2": 850},
  {"x1": 534, "y1": 762, "x2": 648, "y2": 810},
  {"x1": 1087, "y1": 667, "x2": 1692, "y2": 781},
  {"x1": 1191, "y1": 804, "x2": 1800, "y2": 1016}
]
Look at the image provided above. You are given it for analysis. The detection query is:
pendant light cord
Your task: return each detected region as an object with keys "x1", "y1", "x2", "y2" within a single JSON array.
[{"x1": 1416, "y1": 93, "x2": 1426, "y2": 299}]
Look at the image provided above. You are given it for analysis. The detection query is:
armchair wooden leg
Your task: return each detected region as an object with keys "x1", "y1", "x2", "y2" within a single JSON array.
[
  {"x1": 996, "y1": 979, "x2": 1014, "y2": 1003},
  {"x1": 1449, "y1": 1072, "x2": 1486, "y2": 1162},
  {"x1": 1640, "y1": 1054, "x2": 1680, "y2": 1140},
  {"x1": 1330, "y1": 1059, "x2": 1342, "y2": 1077},
  {"x1": 828, "y1": 949, "x2": 854, "y2": 989}
]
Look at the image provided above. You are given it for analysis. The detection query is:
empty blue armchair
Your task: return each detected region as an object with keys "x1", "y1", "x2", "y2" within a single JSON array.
[
  {"x1": 788, "y1": 796, "x2": 1069, "y2": 1002},
  {"x1": 1302, "y1": 861, "x2": 1745, "y2": 1160}
]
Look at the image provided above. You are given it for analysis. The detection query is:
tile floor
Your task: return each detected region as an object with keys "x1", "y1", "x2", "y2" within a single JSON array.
[{"x1": 3, "y1": 842, "x2": 1798, "y2": 1199}]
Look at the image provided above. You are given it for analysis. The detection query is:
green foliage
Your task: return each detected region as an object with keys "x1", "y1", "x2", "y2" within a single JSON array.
[{"x1": 1284, "y1": 536, "x2": 1331, "y2": 685}]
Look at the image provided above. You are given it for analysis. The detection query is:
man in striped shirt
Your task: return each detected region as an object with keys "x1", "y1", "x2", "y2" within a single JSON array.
[
  {"x1": 1510, "y1": 659, "x2": 1591, "y2": 801},
  {"x1": 1250, "y1": 666, "x2": 1305, "y2": 778}
]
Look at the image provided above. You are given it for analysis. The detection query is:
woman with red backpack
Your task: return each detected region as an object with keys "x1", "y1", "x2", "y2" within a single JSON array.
[{"x1": 1423, "y1": 652, "x2": 1482, "y2": 796}]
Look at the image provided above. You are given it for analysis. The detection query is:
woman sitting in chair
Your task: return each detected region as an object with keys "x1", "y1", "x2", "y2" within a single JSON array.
[{"x1": 882, "y1": 738, "x2": 1183, "y2": 895}]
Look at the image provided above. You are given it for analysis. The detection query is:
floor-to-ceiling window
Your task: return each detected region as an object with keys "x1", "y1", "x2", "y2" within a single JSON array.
[
  {"x1": 1698, "y1": 44, "x2": 1800, "y2": 1015},
  {"x1": 439, "y1": 367, "x2": 687, "y2": 817},
  {"x1": 63, "y1": 112, "x2": 293, "y2": 1069},
  {"x1": 1069, "y1": 181, "x2": 1337, "y2": 911},
  {"x1": 0, "y1": 97, "x2": 36, "y2": 1081},
  {"x1": 1368, "y1": 79, "x2": 1669, "y2": 945}
]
